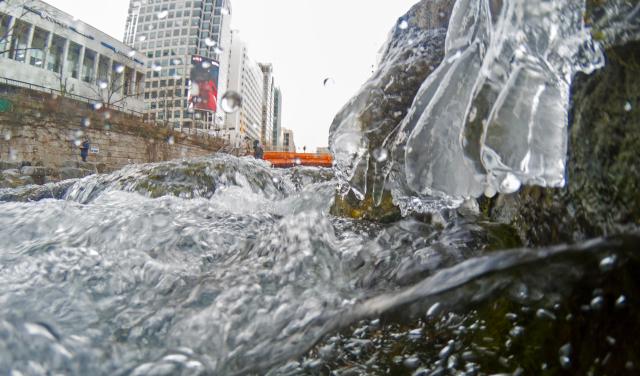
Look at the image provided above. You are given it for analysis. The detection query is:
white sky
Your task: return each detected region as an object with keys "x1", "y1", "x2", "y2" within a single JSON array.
[{"x1": 45, "y1": 0, "x2": 418, "y2": 150}]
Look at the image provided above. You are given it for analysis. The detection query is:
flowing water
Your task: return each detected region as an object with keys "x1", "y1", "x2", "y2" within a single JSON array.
[{"x1": 1, "y1": 155, "x2": 638, "y2": 375}]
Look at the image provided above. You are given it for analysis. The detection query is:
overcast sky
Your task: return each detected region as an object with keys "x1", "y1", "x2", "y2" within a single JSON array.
[{"x1": 46, "y1": 0, "x2": 418, "y2": 150}]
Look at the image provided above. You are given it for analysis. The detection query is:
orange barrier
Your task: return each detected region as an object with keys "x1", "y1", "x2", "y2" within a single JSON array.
[{"x1": 263, "y1": 151, "x2": 333, "y2": 168}]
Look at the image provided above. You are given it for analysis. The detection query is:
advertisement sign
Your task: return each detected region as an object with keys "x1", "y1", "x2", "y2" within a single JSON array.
[{"x1": 188, "y1": 55, "x2": 219, "y2": 112}]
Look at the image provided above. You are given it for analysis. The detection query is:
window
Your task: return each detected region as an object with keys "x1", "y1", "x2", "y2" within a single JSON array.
[
  {"x1": 66, "y1": 42, "x2": 82, "y2": 79},
  {"x1": 0, "y1": 13, "x2": 11, "y2": 53},
  {"x1": 82, "y1": 49, "x2": 97, "y2": 83},
  {"x1": 97, "y1": 55, "x2": 110, "y2": 85},
  {"x1": 47, "y1": 34, "x2": 66, "y2": 74},
  {"x1": 10, "y1": 20, "x2": 31, "y2": 62}
]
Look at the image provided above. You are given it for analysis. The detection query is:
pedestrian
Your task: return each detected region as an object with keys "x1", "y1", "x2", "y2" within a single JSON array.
[
  {"x1": 80, "y1": 138, "x2": 90, "y2": 162},
  {"x1": 253, "y1": 140, "x2": 264, "y2": 159}
]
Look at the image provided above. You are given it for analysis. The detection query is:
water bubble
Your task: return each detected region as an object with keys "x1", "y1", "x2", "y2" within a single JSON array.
[
  {"x1": 92, "y1": 102, "x2": 103, "y2": 110},
  {"x1": 220, "y1": 91, "x2": 243, "y2": 113},
  {"x1": 505, "y1": 312, "x2": 518, "y2": 321},
  {"x1": 204, "y1": 38, "x2": 216, "y2": 47},
  {"x1": 509, "y1": 326, "x2": 525, "y2": 337},
  {"x1": 500, "y1": 173, "x2": 521, "y2": 193},
  {"x1": 606, "y1": 336, "x2": 616, "y2": 345},
  {"x1": 426, "y1": 302, "x2": 442, "y2": 317},
  {"x1": 157, "y1": 10, "x2": 168, "y2": 19},
  {"x1": 624, "y1": 102, "x2": 632, "y2": 112},
  {"x1": 81, "y1": 118, "x2": 91, "y2": 127},
  {"x1": 403, "y1": 356, "x2": 420, "y2": 369},
  {"x1": 98, "y1": 81, "x2": 108, "y2": 89},
  {"x1": 599, "y1": 255, "x2": 617, "y2": 271},
  {"x1": 114, "y1": 64, "x2": 125, "y2": 74},
  {"x1": 398, "y1": 20, "x2": 409, "y2": 30},
  {"x1": 536, "y1": 308, "x2": 556, "y2": 320},
  {"x1": 559, "y1": 343, "x2": 572, "y2": 369},
  {"x1": 371, "y1": 147, "x2": 389, "y2": 162},
  {"x1": 590, "y1": 296, "x2": 604, "y2": 310}
]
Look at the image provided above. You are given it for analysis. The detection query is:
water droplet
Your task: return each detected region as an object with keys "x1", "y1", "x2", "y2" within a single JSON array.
[
  {"x1": 398, "y1": 20, "x2": 409, "y2": 30},
  {"x1": 157, "y1": 10, "x2": 168, "y2": 19},
  {"x1": 114, "y1": 64, "x2": 125, "y2": 74},
  {"x1": 201, "y1": 61, "x2": 211, "y2": 69},
  {"x1": 439, "y1": 344, "x2": 453, "y2": 359},
  {"x1": 624, "y1": 102, "x2": 632, "y2": 112},
  {"x1": 98, "y1": 81, "x2": 108, "y2": 89},
  {"x1": 204, "y1": 38, "x2": 216, "y2": 47},
  {"x1": 81, "y1": 118, "x2": 91, "y2": 127},
  {"x1": 509, "y1": 326, "x2": 525, "y2": 337},
  {"x1": 536, "y1": 308, "x2": 556, "y2": 320},
  {"x1": 127, "y1": 50, "x2": 136, "y2": 58},
  {"x1": 599, "y1": 255, "x2": 617, "y2": 271},
  {"x1": 426, "y1": 302, "x2": 442, "y2": 317},
  {"x1": 371, "y1": 147, "x2": 388, "y2": 163},
  {"x1": 484, "y1": 185, "x2": 497, "y2": 198},
  {"x1": 138, "y1": 35, "x2": 146, "y2": 42},
  {"x1": 103, "y1": 111, "x2": 111, "y2": 120},
  {"x1": 294, "y1": 158, "x2": 302, "y2": 166},
  {"x1": 505, "y1": 312, "x2": 518, "y2": 321},
  {"x1": 468, "y1": 106, "x2": 478, "y2": 122},
  {"x1": 606, "y1": 336, "x2": 616, "y2": 345},
  {"x1": 9, "y1": 148, "x2": 17, "y2": 160},
  {"x1": 3, "y1": 130, "x2": 11, "y2": 141},
  {"x1": 167, "y1": 136, "x2": 175, "y2": 145},
  {"x1": 499, "y1": 173, "x2": 521, "y2": 193},
  {"x1": 272, "y1": 176, "x2": 280, "y2": 184},
  {"x1": 171, "y1": 58, "x2": 182, "y2": 65},
  {"x1": 590, "y1": 296, "x2": 604, "y2": 310},
  {"x1": 92, "y1": 102, "x2": 103, "y2": 110},
  {"x1": 221, "y1": 7, "x2": 230, "y2": 15},
  {"x1": 322, "y1": 77, "x2": 335, "y2": 87},
  {"x1": 214, "y1": 46, "x2": 224, "y2": 55},
  {"x1": 152, "y1": 63, "x2": 162, "y2": 72},
  {"x1": 615, "y1": 295, "x2": 627, "y2": 309},
  {"x1": 220, "y1": 91, "x2": 243, "y2": 113}
]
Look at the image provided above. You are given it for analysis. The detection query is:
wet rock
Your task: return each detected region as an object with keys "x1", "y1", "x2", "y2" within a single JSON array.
[
  {"x1": 483, "y1": 41, "x2": 640, "y2": 245},
  {"x1": 0, "y1": 180, "x2": 77, "y2": 202},
  {"x1": 20, "y1": 166, "x2": 46, "y2": 177}
]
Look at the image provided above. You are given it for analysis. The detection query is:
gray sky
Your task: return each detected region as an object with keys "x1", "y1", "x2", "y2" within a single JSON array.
[{"x1": 46, "y1": 0, "x2": 418, "y2": 150}]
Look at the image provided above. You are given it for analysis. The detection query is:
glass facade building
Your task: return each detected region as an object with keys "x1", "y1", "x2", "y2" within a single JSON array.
[{"x1": 124, "y1": 0, "x2": 232, "y2": 131}]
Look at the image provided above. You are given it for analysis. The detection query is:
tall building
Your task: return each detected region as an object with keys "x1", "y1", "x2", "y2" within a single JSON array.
[
  {"x1": 272, "y1": 87, "x2": 282, "y2": 148},
  {"x1": 0, "y1": 0, "x2": 145, "y2": 113},
  {"x1": 282, "y1": 128, "x2": 296, "y2": 152},
  {"x1": 258, "y1": 63, "x2": 274, "y2": 147},
  {"x1": 124, "y1": 0, "x2": 232, "y2": 131},
  {"x1": 223, "y1": 31, "x2": 263, "y2": 145}
]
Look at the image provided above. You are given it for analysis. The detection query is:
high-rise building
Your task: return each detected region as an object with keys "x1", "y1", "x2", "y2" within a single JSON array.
[
  {"x1": 223, "y1": 31, "x2": 263, "y2": 145},
  {"x1": 272, "y1": 87, "x2": 282, "y2": 148},
  {"x1": 259, "y1": 63, "x2": 274, "y2": 146},
  {"x1": 282, "y1": 128, "x2": 296, "y2": 152},
  {"x1": 124, "y1": 0, "x2": 232, "y2": 132}
]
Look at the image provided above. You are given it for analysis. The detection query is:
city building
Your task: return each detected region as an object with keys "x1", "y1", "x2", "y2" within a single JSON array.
[
  {"x1": 282, "y1": 128, "x2": 295, "y2": 152},
  {"x1": 0, "y1": 0, "x2": 145, "y2": 114},
  {"x1": 272, "y1": 87, "x2": 282, "y2": 148},
  {"x1": 124, "y1": 0, "x2": 232, "y2": 131},
  {"x1": 258, "y1": 63, "x2": 274, "y2": 147},
  {"x1": 223, "y1": 31, "x2": 263, "y2": 145}
]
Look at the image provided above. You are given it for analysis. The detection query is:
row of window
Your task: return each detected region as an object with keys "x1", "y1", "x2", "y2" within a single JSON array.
[{"x1": 0, "y1": 13, "x2": 142, "y2": 95}]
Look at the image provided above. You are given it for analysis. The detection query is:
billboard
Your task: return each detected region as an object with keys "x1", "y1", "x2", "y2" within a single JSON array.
[{"x1": 188, "y1": 55, "x2": 220, "y2": 112}]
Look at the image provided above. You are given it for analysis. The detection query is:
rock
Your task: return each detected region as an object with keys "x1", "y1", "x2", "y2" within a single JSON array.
[
  {"x1": 20, "y1": 166, "x2": 46, "y2": 177},
  {"x1": 0, "y1": 180, "x2": 77, "y2": 202},
  {"x1": 2, "y1": 169, "x2": 20, "y2": 177},
  {"x1": 20, "y1": 161, "x2": 31, "y2": 167},
  {"x1": 17, "y1": 176, "x2": 34, "y2": 185},
  {"x1": 60, "y1": 168, "x2": 94, "y2": 180},
  {"x1": 62, "y1": 160, "x2": 80, "y2": 169},
  {"x1": 483, "y1": 41, "x2": 640, "y2": 246},
  {"x1": 0, "y1": 161, "x2": 21, "y2": 171}
]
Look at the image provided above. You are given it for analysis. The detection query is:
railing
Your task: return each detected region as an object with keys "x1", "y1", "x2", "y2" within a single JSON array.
[{"x1": 0, "y1": 76, "x2": 145, "y2": 117}]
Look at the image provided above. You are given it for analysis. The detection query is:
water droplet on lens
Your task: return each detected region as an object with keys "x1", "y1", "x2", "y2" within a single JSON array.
[
  {"x1": 624, "y1": 102, "x2": 632, "y2": 112},
  {"x1": 372, "y1": 147, "x2": 388, "y2": 162},
  {"x1": 127, "y1": 50, "x2": 136, "y2": 58},
  {"x1": 3, "y1": 131, "x2": 11, "y2": 141},
  {"x1": 214, "y1": 46, "x2": 224, "y2": 55},
  {"x1": 484, "y1": 185, "x2": 497, "y2": 198},
  {"x1": 398, "y1": 20, "x2": 409, "y2": 30},
  {"x1": 138, "y1": 35, "x2": 146, "y2": 42},
  {"x1": 204, "y1": 38, "x2": 216, "y2": 47},
  {"x1": 294, "y1": 158, "x2": 301, "y2": 166},
  {"x1": 98, "y1": 81, "x2": 108, "y2": 89},
  {"x1": 590, "y1": 296, "x2": 604, "y2": 310},
  {"x1": 152, "y1": 64, "x2": 162, "y2": 72},
  {"x1": 157, "y1": 10, "x2": 168, "y2": 19},
  {"x1": 536, "y1": 308, "x2": 556, "y2": 320},
  {"x1": 201, "y1": 61, "x2": 211, "y2": 68},
  {"x1": 615, "y1": 295, "x2": 627, "y2": 309},
  {"x1": 220, "y1": 91, "x2": 242, "y2": 113},
  {"x1": 322, "y1": 77, "x2": 335, "y2": 87},
  {"x1": 426, "y1": 302, "x2": 441, "y2": 317},
  {"x1": 599, "y1": 255, "x2": 617, "y2": 271},
  {"x1": 81, "y1": 118, "x2": 91, "y2": 127},
  {"x1": 92, "y1": 102, "x2": 103, "y2": 110},
  {"x1": 509, "y1": 326, "x2": 524, "y2": 337},
  {"x1": 606, "y1": 336, "x2": 616, "y2": 345},
  {"x1": 115, "y1": 64, "x2": 125, "y2": 74},
  {"x1": 167, "y1": 136, "x2": 175, "y2": 145}
]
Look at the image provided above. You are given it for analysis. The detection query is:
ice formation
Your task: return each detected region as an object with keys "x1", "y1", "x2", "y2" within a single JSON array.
[{"x1": 329, "y1": 0, "x2": 640, "y2": 213}]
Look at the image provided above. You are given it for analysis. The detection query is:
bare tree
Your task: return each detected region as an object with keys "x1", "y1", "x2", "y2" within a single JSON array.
[{"x1": 87, "y1": 72, "x2": 142, "y2": 111}]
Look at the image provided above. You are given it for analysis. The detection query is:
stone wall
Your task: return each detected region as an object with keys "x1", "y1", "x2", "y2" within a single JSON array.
[{"x1": 0, "y1": 86, "x2": 233, "y2": 171}]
